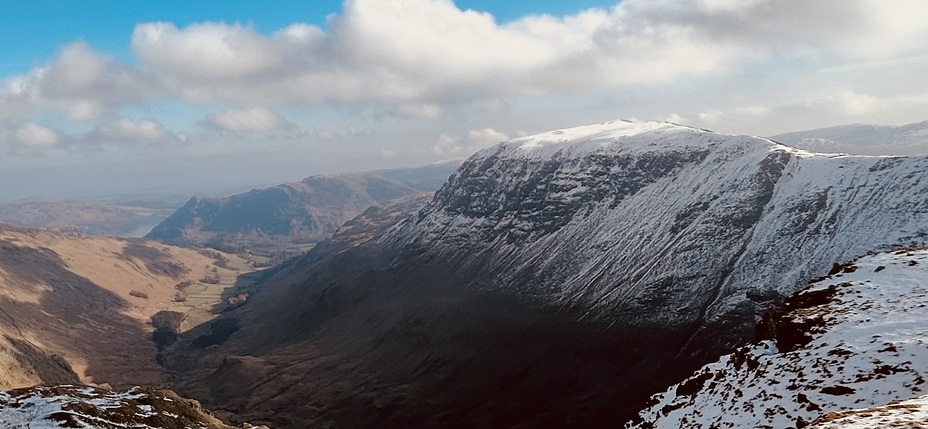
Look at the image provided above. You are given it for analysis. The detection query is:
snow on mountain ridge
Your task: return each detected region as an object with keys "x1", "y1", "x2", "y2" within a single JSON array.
[
  {"x1": 505, "y1": 120, "x2": 693, "y2": 158},
  {"x1": 386, "y1": 120, "x2": 928, "y2": 325},
  {"x1": 630, "y1": 249, "x2": 928, "y2": 428}
]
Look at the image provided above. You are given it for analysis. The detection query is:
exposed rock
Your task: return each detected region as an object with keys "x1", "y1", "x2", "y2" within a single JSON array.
[
  {"x1": 0, "y1": 384, "x2": 244, "y2": 428},
  {"x1": 632, "y1": 249, "x2": 928, "y2": 428}
]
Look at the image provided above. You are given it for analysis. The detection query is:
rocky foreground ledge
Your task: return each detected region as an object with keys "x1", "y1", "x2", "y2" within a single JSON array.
[
  {"x1": 0, "y1": 384, "x2": 269, "y2": 429},
  {"x1": 630, "y1": 249, "x2": 928, "y2": 428}
]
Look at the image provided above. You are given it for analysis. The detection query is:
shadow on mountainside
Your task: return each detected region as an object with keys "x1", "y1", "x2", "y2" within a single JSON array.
[
  {"x1": 158, "y1": 244, "x2": 705, "y2": 429},
  {"x1": 0, "y1": 240, "x2": 163, "y2": 388}
]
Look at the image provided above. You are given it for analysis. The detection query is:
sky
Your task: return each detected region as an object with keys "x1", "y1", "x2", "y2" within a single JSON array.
[{"x1": 2, "y1": 0, "x2": 928, "y2": 200}]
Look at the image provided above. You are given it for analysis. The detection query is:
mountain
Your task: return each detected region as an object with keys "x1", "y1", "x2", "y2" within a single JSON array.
[
  {"x1": 0, "y1": 223, "x2": 251, "y2": 390},
  {"x1": 630, "y1": 249, "x2": 928, "y2": 428},
  {"x1": 159, "y1": 120, "x2": 928, "y2": 428},
  {"x1": 0, "y1": 385, "x2": 262, "y2": 429},
  {"x1": 145, "y1": 162, "x2": 459, "y2": 253},
  {"x1": 773, "y1": 120, "x2": 928, "y2": 156},
  {"x1": 0, "y1": 195, "x2": 185, "y2": 237}
]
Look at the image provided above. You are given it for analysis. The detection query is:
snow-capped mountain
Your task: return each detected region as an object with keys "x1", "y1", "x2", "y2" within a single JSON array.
[
  {"x1": 162, "y1": 120, "x2": 928, "y2": 428},
  {"x1": 387, "y1": 120, "x2": 928, "y2": 343},
  {"x1": 631, "y1": 249, "x2": 928, "y2": 428},
  {"x1": 0, "y1": 385, "x2": 257, "y2": 429},
  {"x1": 773, "y1": 120, "x2": 928, "y2": 156}
]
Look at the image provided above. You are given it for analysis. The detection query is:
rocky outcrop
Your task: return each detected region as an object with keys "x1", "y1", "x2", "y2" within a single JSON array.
[
  {"x1": 631, "y1": 249, "x2": 928, "y2": 428},
  {"x1": 0, "y1": 384, "x2": 265, "y2": 429}
]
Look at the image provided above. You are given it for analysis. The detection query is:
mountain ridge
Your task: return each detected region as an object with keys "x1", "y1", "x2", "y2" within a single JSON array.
[
  {"x1": 145, "y1": 163, "x2": 459, "y2": 253},
  {"x1": 160, "y1": 120, "x2": 928, "y2": 427}
]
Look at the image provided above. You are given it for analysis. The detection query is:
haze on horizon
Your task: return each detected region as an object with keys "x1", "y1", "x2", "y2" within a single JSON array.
[{"x1": 2, "y1": 0, "x2": 928, "y2": 201}]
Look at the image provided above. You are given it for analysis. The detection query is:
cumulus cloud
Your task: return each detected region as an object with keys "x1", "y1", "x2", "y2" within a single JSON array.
[
  {"x1": 433, "y1": 127, "x2": 508, "y2": 156},
  {"x1": 2, "y1": 117, "x2": 185, "y2": 155},
  {"x1": 1, "y1": 42, "x2": 162, "y2": 122},
  {"x1": 119, "y1": 0, "x2": 928, "y2": 109},
  {"x1": 204, "y1": 106, "x2": 293, "y2": 133},
  {"x1": 4, "y1": 0, "x2": 928, "y2": 157},
  {"x1": 85, "y1": 117, "x2": 186, "y2": 145},
  {"x1": 15, "y1": 122, "x2": 60, "y2": 148}
]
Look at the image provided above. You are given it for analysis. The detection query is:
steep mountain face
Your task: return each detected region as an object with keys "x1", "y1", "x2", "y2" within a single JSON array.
[
  {"x1": 773, "y1": 120, "x2": 928, "y2": 156},
  {"x1": 145, "y1": 163, "x2": 458, "y2": 253},
  {"x1": 0, "y1": 385, "x2": 261, "y2": 429},
  {"x1": 0, "y1": 223, "x2": 249, "y2": 390},
  {"x1": 161, "y1": 120, "x2": 928, "y2": 428},
  {"x1": 631, "y1": 249, "x2": 928, "y2": 428}
]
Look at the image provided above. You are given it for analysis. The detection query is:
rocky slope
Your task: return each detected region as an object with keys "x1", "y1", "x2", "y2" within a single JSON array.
[
  {"x1": 0, "y1": 385, "x2": 252, "y2": 429},
  {"x1": 0, "y1": 223, "x2": 249, "y2": 390},
  {"x1": 774, "y1": 120, "x2": 928, "y2": 156},
  {"x1": 145, "y1": 163, "x2": 458, "y2": 253},
  {"x1": 631, "y1": 249, "x2": 928, "y2": 428},
  {"x1": 161, "y1": 120, "x2": 928, "y2": 428}
]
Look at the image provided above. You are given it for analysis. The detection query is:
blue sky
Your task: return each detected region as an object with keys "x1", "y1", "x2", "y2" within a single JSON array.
[
  {"x1": 0, "y1": 1, "x2": 616, "y2": 74},
  {"x1": 1, "y1": 0, "x2": 928, "y2": 200}
]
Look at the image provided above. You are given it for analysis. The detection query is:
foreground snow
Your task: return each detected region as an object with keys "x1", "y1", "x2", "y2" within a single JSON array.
[
  {"x1": 631, "y1": 249, "x2": 928, "y2": 428},
  {"x1": 0, "y1": 385, "x2": 234, "y2": 429}
]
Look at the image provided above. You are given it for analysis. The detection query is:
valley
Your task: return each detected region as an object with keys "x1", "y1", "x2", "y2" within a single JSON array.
[{"x1": 0, "y1": 223, "x2": 259, "y2": 390}]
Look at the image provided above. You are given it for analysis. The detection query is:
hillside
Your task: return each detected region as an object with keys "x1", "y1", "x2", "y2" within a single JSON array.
[
  {"x1": 631, "y1": 249, "x2": 928, "y2": 428},
  {"x1": 773, "y1": 120, "x2": 928, "y2": 156},
  {"x1": 0, "y1": 223, "x2": 252, "y2": 390},
  {"x1": 145, "y1": 163, "x2": 459, "y2": 253},
  {"x1": 158, "y1": 120, "x2": 928, "y2": 428}
]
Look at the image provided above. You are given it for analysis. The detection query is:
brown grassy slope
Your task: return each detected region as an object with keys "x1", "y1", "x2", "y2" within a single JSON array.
[{"x1": 0, "y1": 223, "x2": 248, "y2": 390}]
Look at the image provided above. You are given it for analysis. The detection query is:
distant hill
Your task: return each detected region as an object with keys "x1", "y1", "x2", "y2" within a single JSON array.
[
  {"x1": 145, "y1": 162, "x2": 460, "y2": 253},
  {"x1": 0, "y1": 195, "x2": 187, "y2": 237},
  {"x1": 773, "y1": 120, "x2": 928, "y2": 155}
]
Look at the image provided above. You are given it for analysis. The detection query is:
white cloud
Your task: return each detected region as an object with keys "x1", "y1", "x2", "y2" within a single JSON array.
[
  {"x1": 87, "y1": 117, "x2": 186, "y2": 144},
  {"x1": 433, "y1": 127, "x2": 508, "y2": 156},
  {"x1": 132, "y1": 22, "x2": 286, "y2": 80},
  {"x1": 204, "y1": 106, "x2": 292, "y2": 133},
  {"x1": 698, "y1": 110, "x2": 724, "y2": 123},
  {"x1": 388, "y1": 103, "x2": 443, "y2": 119},
  {"x1": 15, "y1": 122, "x2": 60, "y2": 148},
  {"x1": 3, "y1": 0, "x2": 928, "y2": 161},
  {"x1": 664, "y1": 113, "x2": 686, "y2": 124},
  {"x1": 1, "y1": 42, "x2": 162, "y2": 122},
  {"x1": 116, "y1": 0, "x2": 928, "y2": 110}
]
